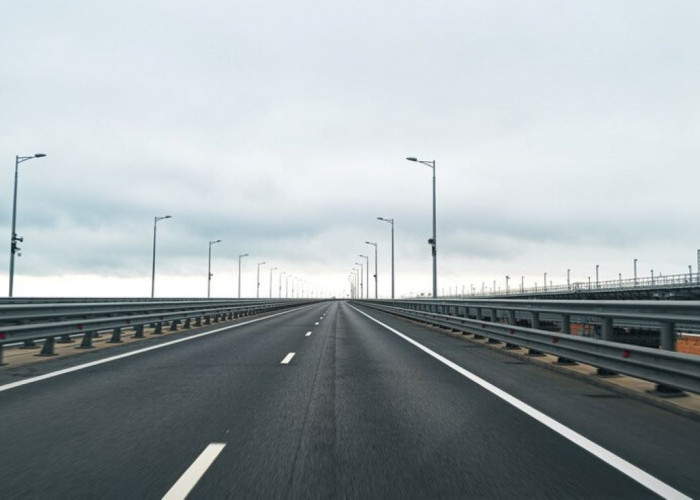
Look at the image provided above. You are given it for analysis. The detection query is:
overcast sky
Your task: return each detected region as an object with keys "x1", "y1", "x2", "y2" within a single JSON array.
[{"x1": 2, "y1": 1, "x2": 699, "y2": 298}]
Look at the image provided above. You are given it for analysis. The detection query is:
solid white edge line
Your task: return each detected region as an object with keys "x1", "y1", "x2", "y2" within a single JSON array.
[
  {"x1": 162, "y1": 442, "x2": 226, "y2": 500},
  {"x1": 281, "y1": 352, "x2": 296, "y2": 364},
  {"x1": 0, "y1": 305, "x2": 312, "y2": 393},
  {"x1": 348, "y1": 304, "x2": 691, "y2": 500}
]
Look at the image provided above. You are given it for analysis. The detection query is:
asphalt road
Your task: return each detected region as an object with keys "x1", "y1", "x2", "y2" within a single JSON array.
[{"x1": 0, "y1": 300, "x2": 698, "y2": 498}]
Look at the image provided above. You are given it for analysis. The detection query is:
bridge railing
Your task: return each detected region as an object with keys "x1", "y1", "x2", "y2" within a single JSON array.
[
  {"x1": 356, "y1": 298, "x2": 700, "y2": 395},
  {"x1": 0, "y1": 298, "x2": 315, "y2": 363},
  {"x1": 447, "y1": 271, "x2": 700, "y2": 298}
]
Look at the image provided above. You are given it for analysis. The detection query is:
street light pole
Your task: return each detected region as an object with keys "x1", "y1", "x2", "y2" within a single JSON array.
[
  {"x1": 352, "y1": 268, "x2": 359, "y2": 299},
  {"x1": 269, "y1": 267, "x2": 277, "y2": 298},
  {"x1": 355, "y1": 261, "x2": 364, "y2": 299},
  {"x1": 151, "y1": 215, "x2": 172, "y2": 298},
  {"x1": 359, "y1": 254, "x2": 369, "y2": 299},
  {"x1": 406, "y1": 157, "x2": 437, "y2": 298},
  {"x1": 377, "y1": 217, "x2": 395, "y2": 298},
  {"x1": 279, "y1": 271, "x2": 285, "y2": 298},
  {"x1": 238, "y1": 253, "x2": 249, "y2": 298},
  {"x1": 365, "y1": 241, "x2": 378, "y2": 299},
  {"x1": 256, "y1": 261, "x2": 266, "y2": 298},
  {"x1": 207, "y1": 239, "x2": 222, "y2": 298},
  {"x1": 9, "y1": 153, "x2": 46, "y2": 297}
]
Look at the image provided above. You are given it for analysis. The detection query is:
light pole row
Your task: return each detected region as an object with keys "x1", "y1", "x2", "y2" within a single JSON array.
[
  {"x1": 6, "y1": 153, "x2": 321, "y2": 300},
  {"x1": 355, "y1": 156, "x2": 434, "y2": 300}
]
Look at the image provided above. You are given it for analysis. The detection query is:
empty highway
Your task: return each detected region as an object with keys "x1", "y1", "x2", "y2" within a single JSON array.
[{"x1": 1, "y1": 301, "x2": 698, "y2": 498}]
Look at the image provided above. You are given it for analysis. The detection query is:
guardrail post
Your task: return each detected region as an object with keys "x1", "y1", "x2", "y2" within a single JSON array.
[
  {"x1": 212, "y1": 314, "x2": 220, "y2": 323},
  {"x1": 528, "y1": 313, "x2": 544, "y2": 356},
  {"x1": 597, "y1": 318, "x2": 616, "y2": 376},
  {"x1": 0, "y1": 344, "x2": 4, "y2": 365},
  {"x1": 457, "y1": 306, "x2": 470, "y2": 335},
  {"x1": 195, "y1": 316, "x2": 202, "y2": 327},
  {"x1": 505, "y1": 310, "x2": 519, "y2": 349},
  {"x1": 474, "y1": 308, "x2": 484, "y2": 339},
  {"x1": 109, "y1": 327, "x2": 123, "y2": 343},
  {"x1": 37, "y1": 336, "x2": 57, "y2": 356},
  {"x1": 557, "y1": 314, "x2": 577, "y2": 365},
  {"x1": 77, "y1": 332, "x2": 94, "y2": 349},
  {"x1": 659, "y1": 321, "x2": 676, "y2": 351},
  {"x1": 487, "y1": 309, "x2": 500, "y2": 344},
  {"x1": 655, "y1": 321, "x2": 684, "y2": 396},
  {"x1": 133, "y1": 325, "x2": 145, "y2": 338},
  {"x1": 184, "y1": 318, "x2": 192, "y2": 329},
  {"x1": 204, "y1": 315, "x2": 211, "y2": 325},
  {"x1": 169, "y1": 319, "x2": 180, "y2": 331},
  {"x1": 153, "y1": 322, "x2": 163, "y2": 334}
]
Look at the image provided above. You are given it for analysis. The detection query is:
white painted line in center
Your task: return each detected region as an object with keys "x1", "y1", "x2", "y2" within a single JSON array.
[
  {"x1": 305, "y1": 331, "x2": 313, "y2": 336},
  {"x1": 348, "y1": 304, "x2": 691, "y2": 500},
  {"x1": 281, "y1": 352, "x2": 296, "y2": 364},
  {"x1": 162, "y1": 443, "x2": 226, "y2": 500}
]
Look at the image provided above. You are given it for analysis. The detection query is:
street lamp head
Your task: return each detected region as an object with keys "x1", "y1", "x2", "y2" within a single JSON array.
[
  {"x1": 34, "y1": 153, "x2": 47, "y2": 158},
  {"x1": 164, "y1": 215, "x2": 172, "y2": 219},
  {"x1": 240, "y1": 253, "x2": 249, "y2": 258},
  {"x1": 258, "y1": 261, "x2": 266, "y2": 265},
  {"x1": 406, "y1": 157, "x2": 418, "y2": 162}
]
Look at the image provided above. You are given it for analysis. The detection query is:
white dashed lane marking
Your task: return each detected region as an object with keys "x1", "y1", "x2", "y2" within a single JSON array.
[
  {"x1": 281, "y1": 352, "x2": 296, "y2": 364},
  {"x1": 162, "y1": 443, "x2": 226, "y2": 500}
]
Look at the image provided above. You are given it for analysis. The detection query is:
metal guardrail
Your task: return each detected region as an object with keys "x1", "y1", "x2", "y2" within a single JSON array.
[
  {"x1": 0, "y1": 298, "x2": 281, "y2": 326},
  {"x1": 0, "y1": 298, "x2": 317, "y2": 364},
  {"x1": 356, "y1": 299, "x2": 700, "y2": 395}
]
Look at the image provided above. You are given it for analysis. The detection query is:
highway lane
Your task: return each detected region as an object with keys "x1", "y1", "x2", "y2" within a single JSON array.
[{"x1": 0, "y1": 300, "x2": 698, "y2": 498}]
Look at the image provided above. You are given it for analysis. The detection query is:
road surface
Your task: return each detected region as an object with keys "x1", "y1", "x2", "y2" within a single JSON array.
[{"x1": 0, "y1": 301, "x2": 698, "y2": 498}]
